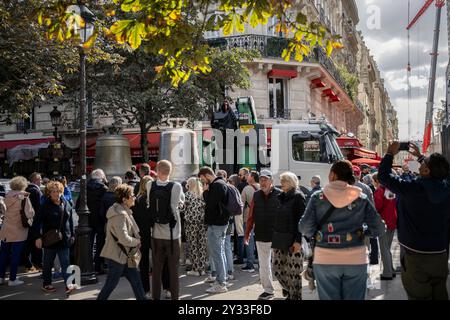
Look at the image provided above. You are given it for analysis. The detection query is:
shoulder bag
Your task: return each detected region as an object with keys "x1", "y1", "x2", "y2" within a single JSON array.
[
  {"x1": 41, "y1": 204, "x2": 65, "y2": 247},
  {"x1": 110, "y1": 215, "x2": 141, "y2": 268}
]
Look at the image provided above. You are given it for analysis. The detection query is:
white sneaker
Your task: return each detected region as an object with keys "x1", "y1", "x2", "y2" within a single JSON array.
[
  {"x1": 164, "y1": 289, "x2": 171, "y2": 299},
  {"x1": 145, "y1": 292, "x2": 152, "y2": 300},
  {"x1": 8, "y1": 279, "x2": 24, "y2": 287},
  {"x1": 0, "y1": 278, "x2": 5, "y2": 285},
  {"x1": 186, "y1": 270, "x2": 200, "y2": 276},
  {"x1": 204, "y1": 275, "x2": 216, "y2": 283},
  {"x1": 206, "y1": 284, "x2": 228, "y2": 294},
  {"x1": 227, "y1": 274, "x2": 235, "y2": 280}
]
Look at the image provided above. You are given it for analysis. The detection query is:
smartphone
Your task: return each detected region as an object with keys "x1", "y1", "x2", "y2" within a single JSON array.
[{"x1": 399, "y1": 142, "x2": 410, "y2": 151}]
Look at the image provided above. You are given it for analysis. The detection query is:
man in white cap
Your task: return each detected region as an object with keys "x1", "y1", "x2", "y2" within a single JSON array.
[{"x1": 244, "y1": 169, "x2": 281, "y2": 300}]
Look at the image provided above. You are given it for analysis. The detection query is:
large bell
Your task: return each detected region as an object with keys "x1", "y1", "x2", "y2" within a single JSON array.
[
  {"x1": 159, "y1": 128, "x2": 199, "y2": 182},
  {"x1": 94, "y1": 126, "x2": 132, "y2": 179}
]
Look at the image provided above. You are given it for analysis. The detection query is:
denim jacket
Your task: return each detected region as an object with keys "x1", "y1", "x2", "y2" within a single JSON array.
[{"x1": 299, "y1": 191, "x2": 386, "y2": 249}]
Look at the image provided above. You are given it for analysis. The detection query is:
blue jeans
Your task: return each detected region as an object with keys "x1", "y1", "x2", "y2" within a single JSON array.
[
  {"x1": 243, "y1": 223, "x2": 255, "y2": 267},
  {"x1": 97, "y1": 259, "x2": 146, "y2": 300},
  {"x1": 207, "y1": 225, "x2": 228, "y2": 285},
  {"x1": 314, "y1": 264, "x2": 368, "y2": 300},
  {"x1": 0, "y1": 241, "x2": 25, "y2": 281},
  {"x1": 225, "y1": 234, "x2": 234, "y2": 274},
  {"x1": 43, "y1": 247, "x2": 70, "y2": 287}
]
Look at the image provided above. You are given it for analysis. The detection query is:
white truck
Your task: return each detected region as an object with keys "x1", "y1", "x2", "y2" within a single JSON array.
[{"x1": 268, "y1": 120, "x2": 344, "y2": 187}]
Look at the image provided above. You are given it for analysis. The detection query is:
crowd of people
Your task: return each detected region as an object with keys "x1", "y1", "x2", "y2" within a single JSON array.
[{"x1": 0, "y1": 141, "x2": 449, "y2": 300}]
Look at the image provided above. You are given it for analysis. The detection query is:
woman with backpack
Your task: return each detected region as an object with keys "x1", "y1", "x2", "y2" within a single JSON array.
[
  {"x1": 0, "y1": 176, "x2": 34, "y2": 286},
  {"x1": 299, "y1": 160, "x2": 386, "y2": 300},
  {"x1": 182, "y1": 177, "x2": 208, "y2": 277}
]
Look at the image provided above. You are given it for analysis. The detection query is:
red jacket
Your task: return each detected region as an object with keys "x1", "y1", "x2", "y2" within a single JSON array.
[{"x1": 374, "y1": 186, "x2": 397, "y2": 230}]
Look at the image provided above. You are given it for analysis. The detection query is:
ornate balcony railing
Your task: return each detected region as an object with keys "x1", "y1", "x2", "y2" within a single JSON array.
[{"x1": 207, "y1": 34, "x2": 360, "y2": 109}]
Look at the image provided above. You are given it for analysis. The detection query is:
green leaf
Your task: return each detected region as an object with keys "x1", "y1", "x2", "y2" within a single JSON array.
[
  {"x1": 296, "y1": 12, "x2": 307, "y2": 25},
  {"x1": 110, "y1": 20, "x2": 133, "y2": 35}
]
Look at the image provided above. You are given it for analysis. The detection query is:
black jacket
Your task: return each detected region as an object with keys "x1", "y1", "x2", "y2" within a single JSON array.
[
  {"x1": 272, "y1": 189, "x2": 306, "y2": 249},
  {"x1": 26, "y1": 183, "x2": 42, "y2": 215},
  {"x1": 99, "y1": 191, "x2": 116, "y2": 225},
  {"x1": 132, "y1": 195, "x2": 152, "y2": 248},
  {"x1": 84, "y1": 179, "x2": 108, "y2": 228},
  {"x1": 203, "y1": 177, "x2": 229, "y2": 226},
  {"x1": 34, "y1": 197, "x2": 74, "y2": 249},
  {"x1": 379, "y1": 154, "x2": 450, "y2": 253},
  {"x1": 253, "y1": 187, "x2": 281, "y2": 242}
]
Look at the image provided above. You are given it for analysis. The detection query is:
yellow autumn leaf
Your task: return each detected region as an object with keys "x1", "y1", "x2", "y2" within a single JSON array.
[
  {"x1": 235, "y1": 15, "x2": 245, "y2": 33},
  {"x1": 154, "y1": 65, "x2": 163, "y2": 73},
  {"x1": 82, "y1": 32, "x2": 97, "y2": 49},
  {"x1": 332, "y1": 42, "x2": 344, "y2": 49},
  {"x1": 223, "y1": 19, "x2": 233, "y2": 35},
  {"x1": 169, "y1": 10, "x2": 181, "y2": 21},
  {"x1": 106, "y1": 9, "x2": 116, "y2": 17},
  {"x1": 249, "y1": 11, "x2": 259, "y2": 28},
  {"x1": 326, "y1": 40, "x2": 333, "y2": 56},
  {"x1": 128, "y1": 22, "x2": 145, "y2": 49}
]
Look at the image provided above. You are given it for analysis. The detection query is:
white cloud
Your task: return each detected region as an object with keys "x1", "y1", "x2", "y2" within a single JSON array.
[{"x1": 357, "y1": 0, "x2": 449, "y2": 141}]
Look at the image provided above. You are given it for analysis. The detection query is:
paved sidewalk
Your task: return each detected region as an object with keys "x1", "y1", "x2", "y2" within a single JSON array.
[{"x1": 0, "y1": 236, "x2": 448, "y2": 300}]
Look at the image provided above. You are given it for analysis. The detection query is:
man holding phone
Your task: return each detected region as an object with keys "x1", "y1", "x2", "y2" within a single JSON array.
[{"x1": 378, "y1": 141, "x2": 450, "y2": 300}]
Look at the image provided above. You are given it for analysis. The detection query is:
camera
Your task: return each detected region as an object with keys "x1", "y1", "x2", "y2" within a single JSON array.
[{"x1": 399, "y1": 142, "x2": 410, "y2": 151}]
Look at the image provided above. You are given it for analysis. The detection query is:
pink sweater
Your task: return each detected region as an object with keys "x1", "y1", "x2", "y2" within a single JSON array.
[
  {"x1": 0, "y1": 191, "x2": 35, "y2": 242},
  {"x1": 314, "y1": 181, "x2": 367, "y2": 265}
]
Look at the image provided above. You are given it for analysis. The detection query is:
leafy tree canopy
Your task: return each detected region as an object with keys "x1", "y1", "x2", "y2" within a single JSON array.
[{"x1": 38, "y1": 0, "x2": 342, "y2": 87}]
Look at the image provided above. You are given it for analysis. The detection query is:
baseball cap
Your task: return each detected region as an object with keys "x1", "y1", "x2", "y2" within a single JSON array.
[
  {"x1": 260, "y1": 169, "x2": 273, "y2": 178},
  {"x1": 352, "y1": 165, "x2": 361, "y2": 176}
]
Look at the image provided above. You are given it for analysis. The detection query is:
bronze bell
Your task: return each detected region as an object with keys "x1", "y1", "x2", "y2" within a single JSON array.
[
  {"x1": 159, "y1": 128, "x2": 200, "y2": 182},
  {"x1": 94, "y1": 126, "x2": 132, "y2": 179}
]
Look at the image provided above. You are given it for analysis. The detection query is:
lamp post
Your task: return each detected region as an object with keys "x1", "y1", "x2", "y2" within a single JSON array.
[
  {"x1": 49, "y1": 106, "x2": 62, "y2": 141},
  {"x1": 67, "y1": 2, "x2": 97, "y2": 285}
]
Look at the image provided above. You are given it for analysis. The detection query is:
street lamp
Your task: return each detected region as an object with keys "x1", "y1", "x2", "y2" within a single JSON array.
[
  {"x1": 67, "y1": 2, "x2": 97, "y2": 285},
  {"x1": 49, "y1": 106, "x2": 62, "y2": 141}
]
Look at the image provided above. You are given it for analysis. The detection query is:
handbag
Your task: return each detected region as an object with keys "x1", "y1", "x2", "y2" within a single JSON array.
[
  {"x1": 41, "y1": 204, "x2": 64, "y2": 247},
  {"x1": 110, "y1": 215, "x2": 141, "y2": 268}
]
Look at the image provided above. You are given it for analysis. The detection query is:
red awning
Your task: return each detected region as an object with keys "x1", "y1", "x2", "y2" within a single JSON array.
[
  {"x1": 267, "y1": 69, "x2": 298, "y2": 79},
  {"x1": 354, "y1": 147, "x2": 379, "y2": 160},
  {"x1": 336, "y1": 137, "x2": 363, "y2": 148},
  {"x1": 351, "y1": 158, "x2": 381, "y2": 166}
]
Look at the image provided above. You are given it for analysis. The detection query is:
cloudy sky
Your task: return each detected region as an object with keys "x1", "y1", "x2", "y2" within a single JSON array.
[{"x1": 357, "y1": 0, "x2": 449, "y2": 140}]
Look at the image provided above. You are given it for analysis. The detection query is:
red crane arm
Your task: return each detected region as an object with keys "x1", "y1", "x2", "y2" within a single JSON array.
[{"x1": 407, "y1": 0, "x2": 435, "y2": 30}]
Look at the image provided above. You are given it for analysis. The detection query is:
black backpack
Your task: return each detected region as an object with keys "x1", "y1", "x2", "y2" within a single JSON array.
[{"x1": 148, "y1": 181, "x2": 175, "y2": 226}]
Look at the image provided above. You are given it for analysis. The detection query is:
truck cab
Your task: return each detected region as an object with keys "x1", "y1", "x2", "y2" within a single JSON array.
[{"x1": 270, "y1": 120, "x2": 344, "y2": 187}]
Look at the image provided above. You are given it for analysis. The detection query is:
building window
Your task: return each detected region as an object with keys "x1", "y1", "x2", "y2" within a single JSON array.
[
  {"x1": 292, "y1": 135, "x2": 323, "y2": 162},
  {"x1": 269, "y1": 78, "x2": 288, "y2": 118}
]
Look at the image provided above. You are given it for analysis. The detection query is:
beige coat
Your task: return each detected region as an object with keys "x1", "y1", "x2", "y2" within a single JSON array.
[
  {"x1": 0, "y1": 191, "x2": 35, "y2": 242},
  {"x1": 100, "y1": 202, "x2": 141, "y2": 265}
]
